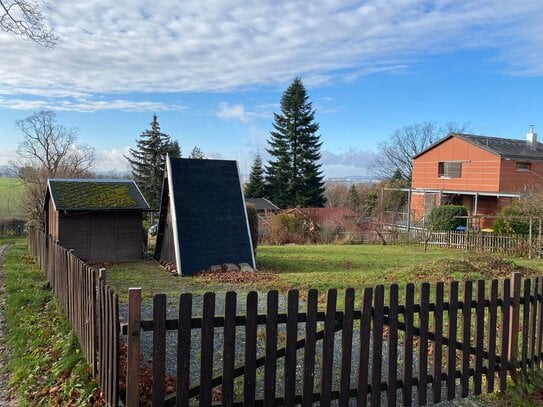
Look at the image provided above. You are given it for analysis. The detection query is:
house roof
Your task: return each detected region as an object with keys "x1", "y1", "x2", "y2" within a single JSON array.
[
  {"x1": 245, "y1": 198, "x2": 280, "y2": 211},
  {"x1": 48, "y1": 179, "x2": 149, "y2": 211},
  {"x1": 413, "y1": 133, "x2": 543, "y2": 161},
  {"x1": 155, "y1": 157, "x2": 255, "y2": 275}
]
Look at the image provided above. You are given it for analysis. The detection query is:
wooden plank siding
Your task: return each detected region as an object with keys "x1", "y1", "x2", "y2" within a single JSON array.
[
  {"x1": 412, "y1": 136, "x2": 502, "y2": 192},
  {"x1": 56, "y1": 211, "x2": 143, "y2": 262}
]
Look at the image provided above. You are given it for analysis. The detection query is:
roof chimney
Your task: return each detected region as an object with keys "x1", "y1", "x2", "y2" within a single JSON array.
[{"x1": 527, "y1": 125, "x2": 537, "y2": 148}]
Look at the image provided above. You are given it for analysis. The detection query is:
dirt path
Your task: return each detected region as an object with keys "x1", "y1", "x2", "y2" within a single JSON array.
[{"x1": 0, "y1": 245, "x2": 13, "y2": 406}]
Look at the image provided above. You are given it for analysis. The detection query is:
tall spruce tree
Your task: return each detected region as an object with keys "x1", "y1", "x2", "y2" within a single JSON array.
[
  {"x1": 126, "y1": 115, "x2": 179, "y2": 210},
  {"x1": 245, "y1": 153, "x2": 265, "y2": 198},
  {"x1": 265, "y1": 78, "x2": 325, "y2": 207}
]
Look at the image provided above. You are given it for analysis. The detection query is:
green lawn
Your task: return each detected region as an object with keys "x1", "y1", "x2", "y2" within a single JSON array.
[
  {"x1": 0, "y1": 178, "x2": 24, "y2": 218},
  {"x1": 2, "y1": 239, "x2": 100, "y2": 405},
  {"x1": 105, "y1": 244, "x2": 543, "y2": 303}
]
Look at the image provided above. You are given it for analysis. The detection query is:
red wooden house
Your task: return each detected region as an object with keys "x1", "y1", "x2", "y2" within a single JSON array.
[{"x1": 410, "y1": 128, "x2": 543, "y2": 229}]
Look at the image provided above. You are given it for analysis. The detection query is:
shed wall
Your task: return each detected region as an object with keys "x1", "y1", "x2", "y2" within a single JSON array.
[{"x1": 57, "y1": 211, "x2": 142, "y2": 262}]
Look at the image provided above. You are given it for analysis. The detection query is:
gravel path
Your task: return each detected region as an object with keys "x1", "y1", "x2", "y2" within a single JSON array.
[
  {"x1": 120, "y1": 293, "x2": 494, "y2": 406},
  {"x1": 0, "y1": 245, "x2": 14, "y2": 406}
]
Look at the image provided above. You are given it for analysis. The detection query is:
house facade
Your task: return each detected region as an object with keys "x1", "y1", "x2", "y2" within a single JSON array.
[
  {"x1": 44, "y1": 179, "x2": 149, "y2": 262},
  {"x1": 410, "y1": 129, "x2": 543, "y2": 229}
]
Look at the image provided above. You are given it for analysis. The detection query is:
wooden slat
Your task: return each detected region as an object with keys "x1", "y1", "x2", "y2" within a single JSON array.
[
  {"x1": 529, "y1": 277, "x2": 538, "y2": 368},
  {"x1": 177, "y1": 293, "x2": 192, "y2": 407},
  {"x1": 372, "y1": 285, "x2": 384, "y2": 407},
  {"x1": 244, "y1": 291, "x2": 258, "y2": 406},
  {"x1": 340, "y1": 288, "x2": 355, "y2": 406},
  {"x1": 521, "y1": 279, "x2": 531, "y2": 375},
  {"x1": 487, "y1": 279, "x2": 498, "y2": 393},
  {"x1": 418, "y1": 282, "x2": 430, "y2": 405},
  {"x1": 509, "y1": 272, "x2": 521, "y2": 377},
  {"x1": 537, "y1": 278, "x2": 543, "y2": 368},
  {"x1": 447, "y1": 281, "x2": 458, "y2": 401},
  {"x1": 500, "y1": 278, "x2": 511, "y2": 392},
  {"x1": 126, "y1": 288, "x2": 141, "y2": 407},
  {"x1": 302, "y1": 289, "x2": 318, "y2": 407},
  {"x1": 284, "y1": 290, "x2": 299, "y2": 406},
  {"x1": 433, "y1": 282, "x2": 444, "y2": 403},
  {"x1": 402, "y1": 283, "x2": 414, "y2": 407},
  {"x1": 200, "y1": 292, "x2": 216, "y2": 407},
  {"x1": 264, "y1": 291, "x2": 278, "y2": 407},
  {"x1": 461, "y1": 280, "x2": 472, "y2": 398},
  {"x1": 222, "y1": 292, "x2": 237, "y2": 406},
  {"x1": 387, "y1": 284, "x2": 398, "y2": 407},
  {"x1": 152, "y1": 294, "x2": 167, "y2": 407},
  {"x1": 320, "y1": 289, "x2": 337, "y2": 407},
  {"x1": 474, "y1": 280, "x2": 485, "y2": 395},
  {"x1": 356, "y1": 287, "x2": 373, "y2": 407}
]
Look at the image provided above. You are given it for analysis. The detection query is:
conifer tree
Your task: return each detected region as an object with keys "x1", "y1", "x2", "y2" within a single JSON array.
[
  {"x1": 265, "y1": 78, "x2": 325, "y2": 208},
  {"x1": 189, "y1": 146, "x2": 204, "y2": 159},
  {"x1": 346, "y1": 184, "x2": 361, "y2": 213},
  {"x1": 126, "y1": 115, "x2": 179, "y2": 210},
  {"x1": 245, "y1": 153, "x2": 265, "y2": 198}
]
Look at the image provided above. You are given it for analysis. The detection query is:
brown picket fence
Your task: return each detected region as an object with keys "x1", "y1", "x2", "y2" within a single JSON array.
[
  {"x1": 28, "y1": 230, "x2": 120, "y2": 406},
  {"x1": 27, "y1": 228, "x2": 543, "y2": 406},
  {"x1": 124, "y1": 272, "x2": 543, "y2": 407}
]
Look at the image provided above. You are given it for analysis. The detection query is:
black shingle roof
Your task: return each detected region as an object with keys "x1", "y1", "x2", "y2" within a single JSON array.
[
  {"x1": 165, "y1": 158, "x2": 254, "y2": 275},
  {"x1": 48, "y1": 179, "x2": 149, "y2": 210},
  {"x1": 414, "y1": 133, "x2": 543, "y2": 161},
  {"x1": 456, "y1": 133, "x2": 543, "y2": 161}
]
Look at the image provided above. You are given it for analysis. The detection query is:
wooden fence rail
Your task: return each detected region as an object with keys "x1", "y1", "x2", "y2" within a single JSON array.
[
  {"x1": 351, "y1": 229, "x2": 539, "y2": 257},
  {"x1": 28, "y1": 230, "x2": 120, "y2": 407},
  {"x1": 125, "y1": 273, "x2": 543, "y2": 407}
]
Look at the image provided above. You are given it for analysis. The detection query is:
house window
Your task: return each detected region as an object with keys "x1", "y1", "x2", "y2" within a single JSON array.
[
  {"x1": 516, "y1": 161, "x2": 532, "y2": 171},
  {"x1": 438, "y1": 161, "x2": 462, "y2": 178}
]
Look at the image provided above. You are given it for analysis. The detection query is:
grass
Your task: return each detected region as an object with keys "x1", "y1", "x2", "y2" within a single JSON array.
[
  {"x1": 104, "y1": 244, "x2": 543, "y2": 303},
  {"x1": 2, "y1": 239, "x2": 101, "y2": 405},
  {"x1": 0, "y1": 178, "x2": 24, "y2": 218}
]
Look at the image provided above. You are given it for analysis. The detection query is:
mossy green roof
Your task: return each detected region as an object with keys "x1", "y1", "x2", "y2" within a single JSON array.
[{"x1": 48, "y1": 179, "x2": 149, "y2": 210}]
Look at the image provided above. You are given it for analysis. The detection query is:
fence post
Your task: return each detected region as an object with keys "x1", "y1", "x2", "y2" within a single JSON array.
[
  {"x1": 509, "y1": 272, "x2": 522, "y2": 379},
  {"x1": 127, "y1": 288, "x2": 142, "y2": 407}
]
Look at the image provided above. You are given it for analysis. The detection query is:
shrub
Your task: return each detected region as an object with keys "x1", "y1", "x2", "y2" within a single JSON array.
[
  {"x1": 427, "y1": 205, "x2": 468, "y2": 231},
  {"x1": 268, "y1": 212, "x2": 315, "y2": 244},
  {"x1": 246, "y1": 204, "x2": 258, "y2": 252},
  {"x1": 494, "y1": 203, "x2": 530, "y2": 235}
]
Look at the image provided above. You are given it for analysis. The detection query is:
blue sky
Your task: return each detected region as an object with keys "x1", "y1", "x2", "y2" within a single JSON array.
[{"x1": 1, "y1": 0, "x2": 542, "y2": 178}]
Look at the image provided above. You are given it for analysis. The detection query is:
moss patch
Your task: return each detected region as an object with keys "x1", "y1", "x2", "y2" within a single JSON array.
[{"x1": 51, "y1": 181, "x2": 141, "y2": 209}]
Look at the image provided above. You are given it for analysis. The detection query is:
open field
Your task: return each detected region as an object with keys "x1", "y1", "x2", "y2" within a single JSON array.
[
  {"x1": 0, "y1": 178, "x2": 24, "y2": 218},
  {"x1": 104, "y1": 244, "x2": 543, "y2": 303}
]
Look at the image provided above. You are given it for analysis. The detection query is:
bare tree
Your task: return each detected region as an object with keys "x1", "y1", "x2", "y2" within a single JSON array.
[
  {"x1": 372, "y1": 121, "x2": 470, "y2": 181},
  {"x1": 0, "y1": 0, "x2": 57, "y2": 47},
  {"x1": 13, "y1": 111, "x2": 95, "y2": 227}
]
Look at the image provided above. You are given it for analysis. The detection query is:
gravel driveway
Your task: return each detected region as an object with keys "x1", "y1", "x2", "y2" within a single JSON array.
[{"x1": 119, "y1": 291, "x2": 496, "y2": 406}]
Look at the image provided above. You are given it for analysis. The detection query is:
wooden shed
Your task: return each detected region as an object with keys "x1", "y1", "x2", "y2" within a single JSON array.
[
  {"x1": 154, "y1": 157, "x2": 255, "y2": 276},
  {"x1": 44, "y1": 179, "x2": 150, "y2": 262}
]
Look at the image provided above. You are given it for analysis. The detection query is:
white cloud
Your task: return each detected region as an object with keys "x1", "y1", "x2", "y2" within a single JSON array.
[
  {"x1": 217, "y1": 102, "x2": 249, "y2": 123},
  {"x1": 0, "y1": 96, "x2": 186, "y2": 112},
  {"x1": 95, "y1": 147, "x2": 131, "y2": 172},
  {"x1": 0, "y1": 0, "x2": 541, "y2": 100},
  {"x1": 216, "y1": 101, "x2": 272, "y2": 123}
]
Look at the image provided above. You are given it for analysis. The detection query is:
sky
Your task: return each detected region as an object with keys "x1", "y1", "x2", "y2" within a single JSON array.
[{"x1": 1, "y1": 0, "x2": 543, "y2": 179}]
